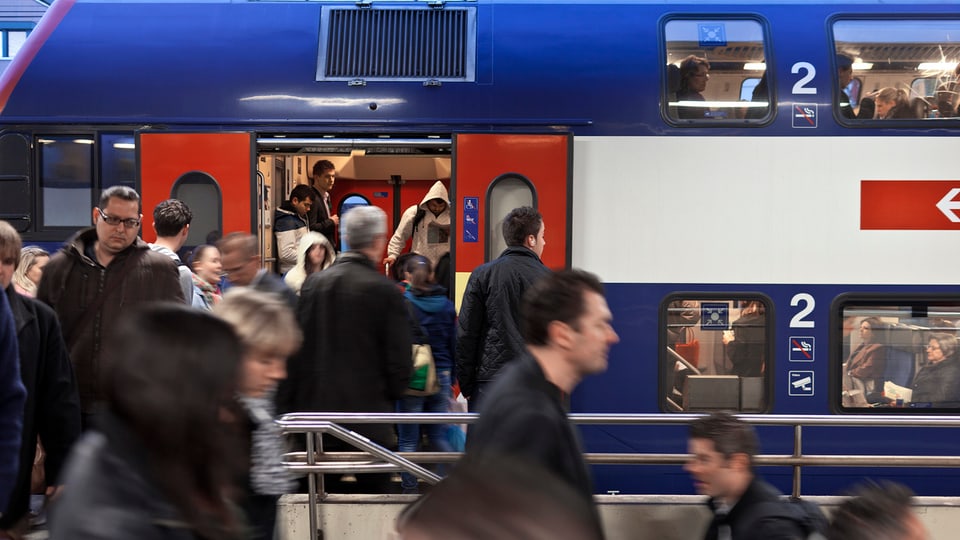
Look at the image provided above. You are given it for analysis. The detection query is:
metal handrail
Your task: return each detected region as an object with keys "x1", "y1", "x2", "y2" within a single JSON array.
[{"x1": 277, "y1": 413, "x2": 960, "y2": 540}]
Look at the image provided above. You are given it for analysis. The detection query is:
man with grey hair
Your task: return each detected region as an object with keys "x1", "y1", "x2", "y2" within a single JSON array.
[
  {"x1": 37, "y1": 186, "x2": 182, "y2": 429},
  {"x1": 277, "y1": 205, "x2": 411, "y2": 494}
]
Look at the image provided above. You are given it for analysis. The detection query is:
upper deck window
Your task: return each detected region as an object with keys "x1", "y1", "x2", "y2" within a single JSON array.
[
  {"x1": 833, "y1": 19, "x2": 960, "y2": 121},
  {"x1": 663, "y1": 18, "x2": 771, "y2": 124},
  {"x1": 1, "y1": 24, "x2": 32, "y2": 60}
]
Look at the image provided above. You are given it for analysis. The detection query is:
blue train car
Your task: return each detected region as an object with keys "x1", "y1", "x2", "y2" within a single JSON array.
[{"x1": 2, "y1": 0, "x2": 960, "y2": 496}]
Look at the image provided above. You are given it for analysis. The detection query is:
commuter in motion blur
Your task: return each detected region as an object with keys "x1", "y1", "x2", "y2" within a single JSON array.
[
  {"x1": 685, "y1": 412, "x2": 828, "y2": 540},
  {"x1": 49, "y1": 305, "x2": 246, "y2": 539},
  {"x1": 456, "y1": 206, "x2": 549, "y2": 411},
  {"x1": 827, "y1": 481, "x2": 930, "y2": 540},
  {"x1": 277, "y1": 205, "x2": 411, "y2": 494},
  {"x1": 37, "y1": 186, "x2": 183, "y2": 429},
  {"x1": 464, "y1": 269, "x2": 619, "y2": 538},
  {"x1": 0, "y1": 221, "x2": 80, "y2": 538}
]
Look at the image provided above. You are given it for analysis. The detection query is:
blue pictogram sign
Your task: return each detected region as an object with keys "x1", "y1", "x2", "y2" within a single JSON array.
[
  {"x1": 701, "y1": 302, "x2": 729, "y2": 330},
  {"x1": 788, "y1": 371, "x2": 815, "y2": 396},
  {"x1": 789, "y1": 336, "x2": 815, "y2": 362},
  {"x1": 792, "y1": 103, "x2": 818, "y2": 128},
  {"x1": 463, "y1": 197, "x2": 479, "y2": 243},
  {"x1": 698, "y1": 24, "x2": 727, "y2": 47}
]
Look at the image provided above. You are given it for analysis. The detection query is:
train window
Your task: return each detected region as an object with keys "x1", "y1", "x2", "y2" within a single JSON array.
[
  {"x1": 338, "y1": 194, "x2": 370, "y2": 252},
  {"x1": 38, "y1": 136, "x2": 94, "y2": 228},
  {"x1": 1, "y1": 27, "x2": 30, "y2": 60},
  {"x1": 171, "y1": 172, "x2": 222, "y2": 250},
  {"x1": 663, "y1": 18, "x2": 771, "y2": 123},
  {"x1": 835, "y1": 296, "x2": 960, "y2": 412},
  {"x1": 660, "y1": 295, "x2": 773, "y2": 413},
  {"x1": 486, "y1": 174, "x2": 534, "y2": 263},
  {"x1": 100, "y1": 133, "x2": 136, "y2": 191},
  {"x1": 833, "y1": 19, "x2": 960, "y2": 121},
  {"x1": 0, "y1": 133, "x2": 31, "y2": 232}
]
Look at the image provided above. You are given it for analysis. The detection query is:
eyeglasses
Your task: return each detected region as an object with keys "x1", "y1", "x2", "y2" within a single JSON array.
[
  {"x1": 927, "y1": 344, "x2": 941, "y2": 350},
  {"x1": 97, "y1": 208, "x2": 140, "y2": 229}
]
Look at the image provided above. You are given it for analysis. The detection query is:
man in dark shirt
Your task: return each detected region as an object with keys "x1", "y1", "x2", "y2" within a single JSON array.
[{"x1": 465, "y1": 269, "x2": 619, "y2": 534}]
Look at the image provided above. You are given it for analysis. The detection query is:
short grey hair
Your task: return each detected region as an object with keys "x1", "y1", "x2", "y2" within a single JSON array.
[{"x1": 343, "y1": 206, "x2": 386, "y2": 251}]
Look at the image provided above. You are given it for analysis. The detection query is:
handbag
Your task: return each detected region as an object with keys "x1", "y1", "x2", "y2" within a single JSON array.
[{"x1": 406, "y1": 300, "x2": 439, "y2": 396}]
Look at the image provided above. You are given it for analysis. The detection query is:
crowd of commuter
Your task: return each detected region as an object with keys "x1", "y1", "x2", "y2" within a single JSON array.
[{"x1": 0, "y1": 176, "x2": 942, "y2": 540}]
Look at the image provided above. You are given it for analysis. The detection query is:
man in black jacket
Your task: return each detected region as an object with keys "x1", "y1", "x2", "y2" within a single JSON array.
[
  {"x1": 465, "y1": 269, "x2": 618, "y2": 537},
  {"x1": 686, "y1": 412, "x2": 818, "y2": 540},
  {"x1": 276, "y1": 205, "x2": 411, "y2": 493},
  {"x1": 456, "y1": 206, "x2": 549, "y2": 411},
  {"x1": 0, "y1": 221, "x2": 81, "y2": 536}
]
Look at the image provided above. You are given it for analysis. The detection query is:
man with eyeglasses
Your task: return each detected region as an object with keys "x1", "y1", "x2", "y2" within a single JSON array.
[{"x1": 37, "y1": 186, "x2": 183, "y2": 429}]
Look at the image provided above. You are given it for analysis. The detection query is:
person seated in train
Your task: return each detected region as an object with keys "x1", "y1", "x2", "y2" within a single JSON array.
[
  {"x1": 274, "y1": 184, "x2": 316, "y2": 275},
  {"x1": 934, "y1": 84, "x2": 957, "y2": 118},
  {"x1": 382, "y1": 180, "x2": 451, "y2": 271},
  {"x1": 744, "y1": 72, "x2": 770, "y2": 120},
  {"x1": 837, "y1": 54, "x2": 856, "y2": 119},
  {"x1": 910, "y1": 333, "x2": 960, "y2": 406},
  {"x1": 873, "y1": 87, "x2": 913, "y2": 119},
  {"x1": 722, "y1": 300, "x2": 766, "y2": 377},
  {"x1": 827, "y1": 481, "x2": 929, "y2": 540},
  {"x1": 675, "y1": 55, "x2": 711, "y2": 119},
  {"x1": 842, "y1": 317, "x2": 887, "y2": 399}
]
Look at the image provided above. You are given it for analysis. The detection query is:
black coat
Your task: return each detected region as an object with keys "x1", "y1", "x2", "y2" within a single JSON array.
[
  {"x1": 0, "y1": 287, "x2": 81, "y2": 528},
  {"x1": 911, "y1": 357, "x2": 960, "y2": 404},
  {"x1": 306, "y1": 186, "x2": 337, "y2": 251},
  {"x1": 456, "y1": 247, "x2": 549, "y2": 397},
  {"x1": 50, "y1": 415, "x2": 207, "y2": 540},
  {"x1": 276, "y1": 252, "x2": 411, "y2": 446},
  {"x1": 466, "y1": 353, "x2": 594, "y2": 500},
  {"x1": 704, "y1": 478, "x2": 806, "y2": 540}
]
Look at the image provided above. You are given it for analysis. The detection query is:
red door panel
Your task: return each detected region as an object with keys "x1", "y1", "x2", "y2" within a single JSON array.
[
  {"x1": 138, "y1": 132, "x2": 254, "y2": 242},
  {"x1": 453, "y1": 133, "x2": 571, "y2": 273}
]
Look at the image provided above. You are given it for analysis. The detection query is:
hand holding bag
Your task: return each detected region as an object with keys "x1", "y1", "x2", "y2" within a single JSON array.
[{"x1": 406, "y1": 300, "x2": 440, "y2": 396}]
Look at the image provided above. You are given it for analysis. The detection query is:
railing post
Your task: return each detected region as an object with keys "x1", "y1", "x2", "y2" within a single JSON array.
[
  {"x1": 306, "y1": 432, "x2": 320, "y2": 540},
  {"x1": 792, "y1": 424, "x2": 802, "y2": 498}
]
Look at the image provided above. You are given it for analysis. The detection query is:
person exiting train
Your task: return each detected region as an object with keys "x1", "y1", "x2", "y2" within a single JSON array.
[
  {"x1": 382, "y1": 180, "x2": 451, "y2": 270},
  {"x1": 457, "y1": 206, "x2": 549, "y2": 411}
]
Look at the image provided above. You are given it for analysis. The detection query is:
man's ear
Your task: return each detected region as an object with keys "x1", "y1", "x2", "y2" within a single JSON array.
[
  {"x1": 727, "y1": 452, "x2": 751, "y2": 472},
  {"x1": 526, "y1": 234, "x2": 536, "y2": 249}
]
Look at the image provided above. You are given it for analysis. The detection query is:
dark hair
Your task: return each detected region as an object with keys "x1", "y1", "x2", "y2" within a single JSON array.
[
  {"x1": 678, "y1": 55, "x2": 710, "y2": 93},
  {"x1": 289, "y1": 184, "x2": 316, "y2": 203},
  {"x1": 189, "y1": 244, "x2": 219, "y2": 269},
  {"x1": 103, "y1": 304, "x2": 243, "y2": 539},
  {"x1": 312, "y1": 159, "x2": 335, "y2": 177},
  {"x1": 827, "y1": 481, "x2": 918, "y2": 540},
  {"x1": 688, "y1": 412, "x2": 759, "y2": 464},
  {"x1": 501, "y1": 206, "x2": 542, "y2": 247},
  {"x1": 404, "y1": 254, "x2": 433, "y2": 290},
  {"x1": 99, "y1": 185, "x2": 140, "y2": 209},
  {"x1": 836, "y1": 53, "x2": 854, "y2": 69},
  {"x1": 520, "y1": 269, "x2": 603, "y2": 347},
  {"x1": 396, "y1": 457, "x2": 603, "y2": 540},
  {"x1": 390, "y1": 252, "x2": 418, "y2": 282},
  {"x1": 153, "y1": 198, "x2": 193, "y2": 237}
]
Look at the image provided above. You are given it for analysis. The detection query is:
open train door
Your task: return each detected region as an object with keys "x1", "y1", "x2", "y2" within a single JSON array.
[
  {"x1": 452, "y1": 133, "x2": 572, "y2": 306},
  {"x1": 137, "y1": 132, "x2": 256, "y2": 251}
]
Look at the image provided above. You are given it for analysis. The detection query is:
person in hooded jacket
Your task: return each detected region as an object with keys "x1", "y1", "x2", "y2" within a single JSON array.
[
  {"x1": 382, "y1": 181, "x2": 450, "y2": 270},
  {"x1": 395, "y1": 254, "x2": 457, "y2": 494},
  {"x1": 283, "y1": 231, "x2": 336, "y2": 296}
]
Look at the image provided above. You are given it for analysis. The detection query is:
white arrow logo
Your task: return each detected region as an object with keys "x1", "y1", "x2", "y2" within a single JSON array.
[{"x1": 936, "y1": 188, "x2": 960, "y2": 223}]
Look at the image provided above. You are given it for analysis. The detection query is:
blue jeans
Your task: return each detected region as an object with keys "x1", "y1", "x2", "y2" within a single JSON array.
[{"x1": 396, "y1": 369, "x2": 453, "y2": 492}]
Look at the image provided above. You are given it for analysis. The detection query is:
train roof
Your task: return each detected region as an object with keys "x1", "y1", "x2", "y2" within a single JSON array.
[{"x1": 2, "y1": 0, "x2": 959, "y2": 133}]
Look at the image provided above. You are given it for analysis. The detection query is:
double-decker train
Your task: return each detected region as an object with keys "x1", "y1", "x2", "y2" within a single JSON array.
[{"x1": 2, "y1": 0, "x2": 960, "y2": 496}]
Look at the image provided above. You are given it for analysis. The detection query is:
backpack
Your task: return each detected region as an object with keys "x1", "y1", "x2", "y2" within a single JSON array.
[
  {"x1": 746, "y1": 497, "x2": 829, "y2": 540},
  {"x1": 412, "y1": 207, "x2": 427, "y2": 232}
]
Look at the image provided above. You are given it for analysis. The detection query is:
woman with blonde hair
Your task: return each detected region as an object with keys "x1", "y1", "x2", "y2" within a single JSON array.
[
  {"x1": 283, "y1": 231, "x2": 335, "y2": 294},
  {"x1": 12, "y1": 246, "x2": 49, "y2": 297},
  {"x1": 213, "y1": 288, "x2": 302, "y2": 540}
]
